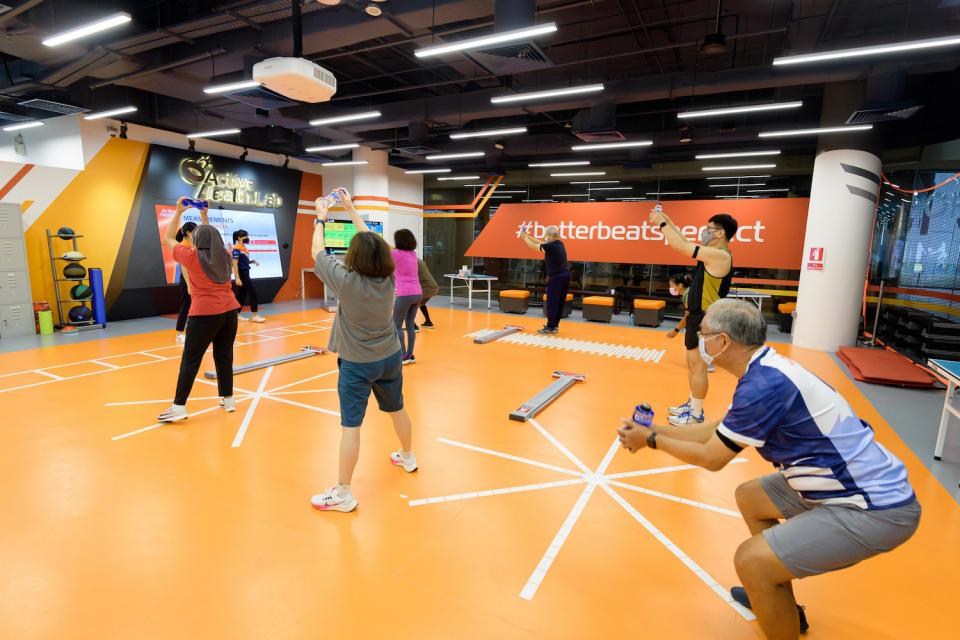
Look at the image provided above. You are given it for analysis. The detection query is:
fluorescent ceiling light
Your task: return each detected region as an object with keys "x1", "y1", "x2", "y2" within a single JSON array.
[
  {"x1": 450, "y1": 126, "x2": 527, "y2": 139},
  {"x1": 84, "y1": 106, "x2": 137, "y2": 120},
  {"x1": 2, "y1": 121, "x2": 43, "y2": 132},
  {"x1": 773, "y1": 35, "x2": 960, "y2": 66},
  {"x1": 416, "y1": 23, "x2": 557, "y2": 58},
  {"x1": 647, "y1": 191, "x2": 692, "y2": 195},
  {"x1": 494, "y1": 190, "x2": 528, "y2": 194},
  {"x1": 678, "y1": 101, "x2": 803, "y2": 119},
  {"x1": 310, "y1": 111, "x2": 381, "y2": 126},
  {"x1": 492, "y1": 83, "x2": 604, "y2": 104},
  {"x1": 709, "y1": 183, "x2": 765, "y2": 187},
  {"x1": 462, "y1": 184, "x2": 486, "y2": 187},
  {"x1": 702, "y1": 164, "x2": 777, "y2": 172},
  {"x1": 759, "y1": 125, "x2": 872, "y2": 138},
  {"x1": 186, "y1": 128, "x2": 241, "y2": 139},
  {"x1": 716, "y1": 195, "x2": 760, "y2": 198},
  {"x1": 322, "y1": 160, "x2": 369, "y2": 166},
  {"x1": 523, "y1": 199, "x2": 555, "y2": 202},
  {"x1": 489, "y1": 195, "x2": 516, "y2": 198},
  {"x1": 305, "y1": 143, "x2": 360, "y2": 153},
  {"x1": 551, "y1": 171, "x2": 606, "y2": 177},
  {"x1": 748, "y1": 188, "x2": 790, "y2": 192},
  {"x1": 572, "y1": 140, "x2": 653, "y2": 151},
  {"x1": 204, "y1": 80, "x2": 260, "y2": 95},
  {"x1": 696, "y1": 150, "x2": 781, "y2": 160},
  {"x1": 570, "y1": 180, "x2": 619, "y2": 184},
  {"x1": 43, "y1": 12, "x2": 131, "y2": 47},
  {"x1": 552, "y1": 194, "x2": 589, "y2": 197},
  {"x1": 707, "y1": 175, "x2": 771, "y2": 180},
  {"x1": 437, "y1": 175, "x2": 481, "y2": 181},
  {"x1": 404, "y1": 168, "x2": 450, "y2": 174},
  {"x1": 590, "y1": 187, "x2": 633, "y2": 191},
  {"x1": 426, "y1": 151, "x2": 485, "y2": 161},
  {"x1": 529, "y1": 160, "x2": 590, "y2": 168}
]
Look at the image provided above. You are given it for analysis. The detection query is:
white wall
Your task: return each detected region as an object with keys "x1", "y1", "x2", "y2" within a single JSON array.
[{"x1": 0, "y1": 115, "x2": 86, "y2": 170}]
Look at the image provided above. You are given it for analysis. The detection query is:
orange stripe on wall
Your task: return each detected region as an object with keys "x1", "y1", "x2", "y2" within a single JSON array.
[{"x1": 0, "y1": 164, "x2": 35, "y2": 200}]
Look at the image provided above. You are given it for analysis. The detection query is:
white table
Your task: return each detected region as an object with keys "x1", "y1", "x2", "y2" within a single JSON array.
[
  {"x1": 929, "y1": 359, "x2": 960, "y2": 463},
  {"x1": 728, "y1": 288, "x2": 772, "y2": 314},
  {"x1": 444, "y1": 273, "x2": 498, "y2": 310}
]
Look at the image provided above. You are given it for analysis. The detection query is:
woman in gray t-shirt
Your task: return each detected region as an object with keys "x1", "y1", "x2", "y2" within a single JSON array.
[{"x1": 308, "y1": 189, "x2": 419, "y2": 513}]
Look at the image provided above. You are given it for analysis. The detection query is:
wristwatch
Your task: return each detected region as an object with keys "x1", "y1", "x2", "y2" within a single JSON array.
[
  {"x1": 659, "y1": 221, "x2": 667, "y2": 229},
  {"x1": 647, "y1": 432, "x2": 657, "y2": 449},
  {"x1": 314, "y1": 219, "x2": 324, "y2": 226}
]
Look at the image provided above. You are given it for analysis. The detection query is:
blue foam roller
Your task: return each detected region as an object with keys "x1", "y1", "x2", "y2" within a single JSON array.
[{"x1": 89, "y1": 267, "x2": 106, "y2": 325}]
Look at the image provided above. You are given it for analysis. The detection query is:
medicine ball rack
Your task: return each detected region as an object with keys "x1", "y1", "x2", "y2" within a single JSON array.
[{"x1": 46, "y1": 229, "x2": 104, "y2": 330}]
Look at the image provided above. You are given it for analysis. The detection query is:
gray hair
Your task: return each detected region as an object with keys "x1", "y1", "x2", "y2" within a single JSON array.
[
  {"x1": 545, "y1": 225, "x2": 560, "y2": 238},
  {"x1": 704, "y1": 299, "x2": 767, "y2": 346}
]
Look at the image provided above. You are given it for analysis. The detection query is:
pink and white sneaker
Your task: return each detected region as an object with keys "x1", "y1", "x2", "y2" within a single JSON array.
[
  {"x1": 310, "y1": 486, "x2": 358, "y2": 512},
  {"x1": 390, "y1": 450, "x2": 418, "y2": 472}
]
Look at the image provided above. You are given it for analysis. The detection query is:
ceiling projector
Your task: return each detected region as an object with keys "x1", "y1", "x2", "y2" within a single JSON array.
[{"x1": 252, "y1": 57, "x2": 337, "y2": 103}]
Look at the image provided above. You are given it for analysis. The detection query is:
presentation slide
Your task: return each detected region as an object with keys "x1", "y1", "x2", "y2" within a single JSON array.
[
  {"x1": 156, "y1": 204, "x2": 283, "y2": 283},
  {"x1": 324, "y1": 219, "x2": 383, "y2": 254}
]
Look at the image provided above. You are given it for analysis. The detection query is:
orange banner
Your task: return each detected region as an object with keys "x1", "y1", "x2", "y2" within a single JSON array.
[{"x1": 466, "y1": 199, "x2": 810, "y2": 269}]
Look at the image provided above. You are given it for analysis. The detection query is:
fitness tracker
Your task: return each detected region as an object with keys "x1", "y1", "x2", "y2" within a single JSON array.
[
  {"x1": 659, "y1": 221, "x2": 667, "y2": 229},
  {"x1": 314, "y1": 219, "x2": 324, "y2": 226},
  {"x1": 647, "y1": 432, "x2": 657, "y2": 449}
]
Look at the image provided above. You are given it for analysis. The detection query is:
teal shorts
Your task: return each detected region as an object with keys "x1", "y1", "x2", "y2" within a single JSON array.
[{"x1": 337, "y1": 351, "x2": 404, "y2": 427}]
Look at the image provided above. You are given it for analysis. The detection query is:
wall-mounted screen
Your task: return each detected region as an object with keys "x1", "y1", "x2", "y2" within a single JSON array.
[
  {"x1": 156, "y1": 204, "x2": 283, "y2": 282},
  {"x1": 324, "y1": 219, "x2": 384, "y2": 254}
]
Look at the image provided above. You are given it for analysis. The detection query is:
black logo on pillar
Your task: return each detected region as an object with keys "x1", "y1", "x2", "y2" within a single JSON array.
[{"x1": 841, "y1": 163, "x2": 881, "y2": 203}]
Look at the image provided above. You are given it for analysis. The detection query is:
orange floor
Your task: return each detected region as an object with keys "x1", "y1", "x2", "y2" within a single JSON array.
[{"x1": 0, "y1": 306, "x2": 957, "y2": 639}]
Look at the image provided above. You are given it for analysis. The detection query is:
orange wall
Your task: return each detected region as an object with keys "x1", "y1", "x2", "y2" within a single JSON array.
[
  {"x1": 274, "y1": 172, "x2": 324, "y2": 302},
  {"x1": 24, "y1": 138, "x2": 150, "y2": 309}
]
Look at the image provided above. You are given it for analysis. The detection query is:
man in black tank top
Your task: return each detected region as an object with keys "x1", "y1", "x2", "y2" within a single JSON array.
[
  {"x1": 520, "y1": 225, "x2": 570, "y2": 334},
  {"x1": 650, "y1": 206, "x2": 738, "y2": 425}
]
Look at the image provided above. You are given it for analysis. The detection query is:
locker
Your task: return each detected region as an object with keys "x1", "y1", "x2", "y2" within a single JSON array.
[
  {"x1": 0, "y1": 204, "x2": 23, "y2": 238},
  {"x1": 0, "y1": 237, "x2": 28, "y2": 271},
  {"x1": 0, "y1": 303, "x2": 33, "y2": 337},
  {"x1": 0, "y1": 270, "x2": 29, "y2": 303}
]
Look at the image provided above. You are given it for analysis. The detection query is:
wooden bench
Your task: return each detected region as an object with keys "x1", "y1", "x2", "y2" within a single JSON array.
[
  {"x1": 499, "y1": 290, "x2": 530, "y2": 314},
  {"x1": 633, "y1": 299, "x2": 666, "y2": 327},
  {"x1": 583, "y1": 296, "x2": 614, "y2": 323}
]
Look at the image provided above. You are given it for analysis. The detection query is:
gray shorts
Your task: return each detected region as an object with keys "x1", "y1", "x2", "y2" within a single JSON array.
[{"x1": 759, "y1": 473, "x2": 921, "y2": 579}]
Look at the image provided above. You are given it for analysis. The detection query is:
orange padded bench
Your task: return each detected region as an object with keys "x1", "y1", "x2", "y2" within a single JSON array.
[
  {"x1": 583, "y1": 295, "x2": 614, "y2": 323},
  {"x1": 632, "y1": 299, "x2": 666, "y2": 327},
  {"x1": 499, "y1": 289, "x2": 530, "y2": 314},
  {"x1": 542, "y1": 293, "x2": 574, "y2": 318},
  {"x1": 777, "y1": 302, "x2": 797, "y2": 333}
]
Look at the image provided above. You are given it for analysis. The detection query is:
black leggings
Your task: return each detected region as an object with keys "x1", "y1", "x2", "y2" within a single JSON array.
[
  {"x1": 176, "y1": 278, "x2": 191, "y2": 332},
  {"x1": 419, "y1": 292, "x2": 436, "y2": 325},
  {"x1": 174, "y1": 310, "x2": 238, "y2": 404},
  {"x1": 234, "y1": 270, "x2": 259, "y2": 313}
]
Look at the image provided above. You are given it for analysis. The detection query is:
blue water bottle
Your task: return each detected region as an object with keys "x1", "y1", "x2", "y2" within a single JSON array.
[{"x1": 633, "y1": 403, "x2": 654, "y2": 427}]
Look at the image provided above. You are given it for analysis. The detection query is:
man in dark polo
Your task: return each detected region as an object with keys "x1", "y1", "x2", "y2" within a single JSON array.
[{"x1": 520, "y1": 225, "x2": 569, "y2": 335}]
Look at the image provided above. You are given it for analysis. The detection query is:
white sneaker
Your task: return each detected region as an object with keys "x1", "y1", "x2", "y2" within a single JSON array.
[
  {"x1": 158, "y1": 404, "x2": 187, "y2": 422},
  {"x1": 668, "y1": 399, "x2": 691, "y2": 416},
  {"x1": 220, "y1": 397, "x2": 236, "y2": 412},
  {"x1": 175, "y1": 333, "x2": 186, "y2": 345},
  {"x1": 251, "y1": 314, "x2": 266, "y2": 323},
  {"x1": 238, "y1": 315, "x2": 250, "y2": 322},
  {"x1": 390, "y1": 450, "x2": 418, "y2": 472},
  {"x1": 668, "y1": 410, "x2": 705, "y2": 426},
  {"x1": 310, "y1": 486, "x2": 358, "y2": 512}
]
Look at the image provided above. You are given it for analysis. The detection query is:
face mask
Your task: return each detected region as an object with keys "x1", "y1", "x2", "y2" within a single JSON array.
[
  {"x1": 240, "y1": 238, "x2": 248, "y2": 244},
  {"x1": 698, "y1": 333, "x2": 725, "y2": 366},
  {"x1": 669, "y1": 287, "x2": 678, "y2": 296},
  {"x1": 700, "y1": 228, "x2": 715, "y2": 244}
]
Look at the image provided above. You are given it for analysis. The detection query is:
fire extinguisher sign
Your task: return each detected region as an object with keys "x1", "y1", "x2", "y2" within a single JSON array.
[{"x1": 806, "y1": 247, "x2": 824, "y2": 271}]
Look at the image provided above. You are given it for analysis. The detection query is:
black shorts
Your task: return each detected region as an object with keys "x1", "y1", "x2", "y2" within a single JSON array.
[{"x1": 685, "y1": 311, "x2": 705, "y2": 350}]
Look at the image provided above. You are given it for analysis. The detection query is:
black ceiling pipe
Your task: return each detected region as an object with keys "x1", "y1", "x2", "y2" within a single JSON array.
[{"x1": 292, "y1": 0, "x2": 303, "y2": 58}]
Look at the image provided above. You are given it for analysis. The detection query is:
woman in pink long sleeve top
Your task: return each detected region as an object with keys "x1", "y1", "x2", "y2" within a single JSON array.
[{"x1": 391, "y1": 229, "x2": 422, "y2": 364}]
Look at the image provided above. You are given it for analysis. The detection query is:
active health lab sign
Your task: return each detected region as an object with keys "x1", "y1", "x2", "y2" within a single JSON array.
[{"x1": 466, "y1": 199, "x2": 810, "y2": 269}]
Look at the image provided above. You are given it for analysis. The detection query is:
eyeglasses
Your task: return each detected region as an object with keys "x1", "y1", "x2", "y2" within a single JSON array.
[{"x1": 697, "y1": 331, "x2": 723, "y2": 339}]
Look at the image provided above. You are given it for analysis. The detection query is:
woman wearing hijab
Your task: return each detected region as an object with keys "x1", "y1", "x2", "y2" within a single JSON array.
[
  {"x1": 159, "y1": 197, "x2": 241, "y2": 423},
  {"x1": 174, "y1": 221, "x2": 197, "y2": 344}
]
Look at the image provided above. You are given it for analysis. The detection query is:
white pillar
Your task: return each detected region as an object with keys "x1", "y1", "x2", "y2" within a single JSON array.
[
  {"x1": 792, "y1": 149, "x2": 881, "y2": 351},
  {"x1": 352, "y1": 147, "x2": 389, "y2": 198}
]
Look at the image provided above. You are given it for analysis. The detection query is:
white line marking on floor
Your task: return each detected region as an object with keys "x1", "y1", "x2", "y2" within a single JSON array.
[
  {"x1": 111, "y1": 398, "x2": 252, "y2": 441},
  {"x1": 267, "y1": 369, "x2": 338, "y2": 393},
  {"x1": 89, "y1": 360, "x2": 120, "y2": 369},
  {"x1": 606, "y1": 480, "x2": 743, "y2": 518},
  {"x1": 267, "y1": 389, "x2": 337, "y2": 395},
  {"x1": 33, "y1": 369, "x2": 63, "y2": 380},
  {"x1": 231, "y1": 367, "x2": 274, "y2": 448},
  {"x1": 436, "y1": 437, "x2": 583, "y2": 477},
  {"x1": 105, "y1": 395, "x2": 232, "y2": 406},
  {"x1": 600, "y1": 483, "x2": 755, "y2": 621},
  {"x1": 266, "y1": 395, "x2": 341, "y2": 417},
  {"x1": 527, "y1": 419, "x2": 592, "y2": 475},
  {"x1": 410, "y1": 478, "x2": 585, "y2": 507},
  {"x1": 605, "y1": 458, "x2": 747, "y2": 480}
]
